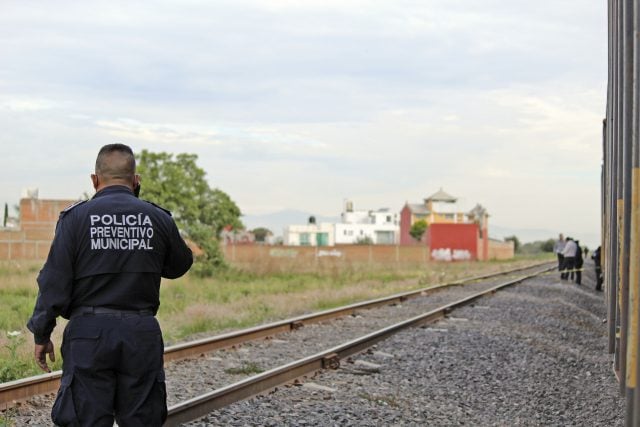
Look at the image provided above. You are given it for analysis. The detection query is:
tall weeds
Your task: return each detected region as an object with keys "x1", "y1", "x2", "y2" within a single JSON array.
[{"x1": 0, "y1": 255, "x2": 549, "y2": 382}]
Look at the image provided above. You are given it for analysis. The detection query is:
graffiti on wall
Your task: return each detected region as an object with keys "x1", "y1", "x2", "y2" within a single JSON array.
[{"x1": 431, "y1": 248, "x2": 472, "y2": 262}]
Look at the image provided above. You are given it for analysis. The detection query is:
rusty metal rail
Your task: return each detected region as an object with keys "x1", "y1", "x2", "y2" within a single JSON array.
[
  {"x1": 165, "y1": 265, "x2": 555, "y2": 426},
  {"x1": 0, "y1": 261, "x2": 551, "y2": 407},
  {"x1": 162, "y1": 262, "x2": 550, "y2": 361}
]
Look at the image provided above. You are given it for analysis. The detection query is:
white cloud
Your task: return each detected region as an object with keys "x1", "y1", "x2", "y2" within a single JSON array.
[
  {"x1": 0, "y1": 0, "x2": 606, "y2": 239},
  {"x1": 481, "y1": 168, "x2": 512, "y2": 178},
  {"x1": 93, "y1": 118, "x2": 330, "y2": 160},
  {"x1": 0, "y1": 96, "x2": 60, "y2": 112}
]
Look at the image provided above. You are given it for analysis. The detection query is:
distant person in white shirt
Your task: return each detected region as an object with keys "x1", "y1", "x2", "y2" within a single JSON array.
[
  {"x1": 553, "y1": 233, "x2": 566, "y2": 275},
  {"x1": 561, "y1": 237, "x2": 578, "y2": 281}
]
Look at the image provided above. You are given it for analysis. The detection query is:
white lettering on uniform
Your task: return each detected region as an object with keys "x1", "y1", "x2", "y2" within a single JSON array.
[{"x1": 89, "y1": 213, "x2": 154, "y2": 251}]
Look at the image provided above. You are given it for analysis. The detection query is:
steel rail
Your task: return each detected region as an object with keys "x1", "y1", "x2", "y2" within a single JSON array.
[
  {"x1": 165, "y1": 265, "x2": 556, "y2": 426},
  {"x1": 0, "y1": 261, "x2": 552, "y2": 407},
  {"x1": 163, "y1": 261, "x2": 552, "y2": 361}
]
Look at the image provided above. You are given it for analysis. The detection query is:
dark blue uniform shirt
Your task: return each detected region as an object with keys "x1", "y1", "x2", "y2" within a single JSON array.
[{"x1": 27, "y1": 185, "x2": 193, "y2": 344}]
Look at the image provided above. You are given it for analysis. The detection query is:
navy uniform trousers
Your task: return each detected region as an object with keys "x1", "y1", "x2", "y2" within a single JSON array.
[
  {"x1": 52, "y1": 311, "x2": 166, "y2": 427},
  {"x1": 560, "y1": 256, "x2": 576, "y2": 280}
]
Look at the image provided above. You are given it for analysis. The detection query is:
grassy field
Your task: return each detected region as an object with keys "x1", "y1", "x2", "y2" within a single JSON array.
[{"x1": 0, "y1": 254, "x2": 552, "y2": 382}]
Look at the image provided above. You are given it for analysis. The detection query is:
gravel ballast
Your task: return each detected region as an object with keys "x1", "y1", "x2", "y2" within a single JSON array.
[
  {"x1": 4, "y1": 263, "x2": 623, "y2": 426},
  {"x1": 189, "y1": 264, "x2": 624, "y2": 426}
]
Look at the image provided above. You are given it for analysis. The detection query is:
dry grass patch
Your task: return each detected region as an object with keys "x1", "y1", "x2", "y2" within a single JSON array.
[{"x1": 0, "y1": 255, "x2": 552, "y2": 381}]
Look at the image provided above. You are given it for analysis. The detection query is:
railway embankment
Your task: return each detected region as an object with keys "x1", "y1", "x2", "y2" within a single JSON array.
[
  {"x1": 3, "y1": 262, "x2": 620, "y2": 425},
  {"x1": 189, "y1": 262, "x2": 623, "y2": 426}
]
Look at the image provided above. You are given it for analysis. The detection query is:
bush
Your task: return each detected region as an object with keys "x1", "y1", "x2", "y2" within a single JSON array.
[
  {"x1": 540, "y1": 238, "x2": 555, "y2": 252},
  {"x1": 504, "y1": 235, "x2": 521, "y2": 253},
  {"x1": 187, "y1": 223, "x2": 227, "y2": 277},
  {"x1": 409, "y1": 220, "x2": 428, "y2": 242},
  {"x1": 0, "y1": 331, "x2": 32, "y2": 382},
  {"x1": 355, "y1": 236, "x2": 374, "y2": 245},
  {"x1": 519, "y1": 239, "x2": 557, "y2": 255}
]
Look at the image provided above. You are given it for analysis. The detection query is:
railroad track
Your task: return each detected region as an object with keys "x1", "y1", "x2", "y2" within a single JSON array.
[
  {"x1": 165, "y1": 263, "x2": 555, "y2": 425},
  {"x1": 0, "y1": 261, "x2": 553, "y2": 415}
]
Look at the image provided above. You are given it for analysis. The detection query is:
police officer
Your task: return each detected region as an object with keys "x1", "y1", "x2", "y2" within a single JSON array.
[
  {"x1": 592, "y1": 246, "x2": 603, "y2": 291},
  {"x1": 574, "y1": 239, "x2": 583, "y2": 285},
  {"x1": 553, "y1": 233, "x2": 566, "y2": 276},
  {"x1": 27, "y1": 144, "x2": 193, "y2": 426}
]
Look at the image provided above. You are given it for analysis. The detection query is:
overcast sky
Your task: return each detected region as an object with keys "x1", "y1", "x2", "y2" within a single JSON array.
[{"x1": 0, "y1": 1, "x2": 606, "y2": 243}]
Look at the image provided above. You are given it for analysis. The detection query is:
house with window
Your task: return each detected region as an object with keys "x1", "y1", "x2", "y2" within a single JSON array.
[
  {"x1": 282, "y1": 201, "x2": 400, "y2": 246},
  {"x1": 283, "y1": 218, "x2": 334, "y2": 246},
  {"x1": 334, "y1": 200, "x2": 398, "y2": 245}
]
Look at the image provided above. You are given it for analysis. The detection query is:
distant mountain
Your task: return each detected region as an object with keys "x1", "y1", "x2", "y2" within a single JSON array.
[{"x1": 241, "y1": 209, "x2": 340, "y2": 236}]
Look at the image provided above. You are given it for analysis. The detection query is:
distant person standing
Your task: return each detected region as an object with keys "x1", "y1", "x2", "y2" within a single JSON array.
[
  {"x1": 554, "y1": 233, "x2": 566, "y2": 276},
  {"x1": 592, "y1": 246, "x2": 603, "y2": 291},
  {"x1": 574, "y1": 240, "x2": 583, "y2": 285},
  {"x1": 561, "y1": 237, "x2": 578, "y2": 281}
]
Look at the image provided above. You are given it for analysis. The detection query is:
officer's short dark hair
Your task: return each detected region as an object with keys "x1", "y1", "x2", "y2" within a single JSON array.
[{"x1": 95, "y1": 144, "x2": 136, "y2": 181}]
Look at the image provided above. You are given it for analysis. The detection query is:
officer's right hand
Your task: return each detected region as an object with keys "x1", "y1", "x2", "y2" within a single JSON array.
[{"x1": 34, "y1": 340, "x2": 55, "y2": 373}]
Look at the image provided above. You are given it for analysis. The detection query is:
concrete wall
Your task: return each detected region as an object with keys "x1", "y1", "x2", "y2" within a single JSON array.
[
  {"x1": 221, "y1": 240, "x2": 513, "y2": 273},
  {"x1": 3, "y1": 197, "x2": 513, "y2": 263},
  {"x1": 487, "y1": 239, "x2": 515, "y2": 260},
  {"x1": 0, "y1": 198, "x2": 78, "y2": 260},
  {"x1": 222, "y1": 244, "x2": 431, "y2": 272}
]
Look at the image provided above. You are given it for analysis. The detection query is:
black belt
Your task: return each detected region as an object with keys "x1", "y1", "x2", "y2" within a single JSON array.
[{"x1": 70, "y1": 306, "x2": 154, "y2": 318}]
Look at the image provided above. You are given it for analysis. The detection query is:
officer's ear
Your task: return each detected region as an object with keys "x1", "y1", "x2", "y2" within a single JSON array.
[{"x1": 91, "y1": 174, "x2": 99, "y2": 190}]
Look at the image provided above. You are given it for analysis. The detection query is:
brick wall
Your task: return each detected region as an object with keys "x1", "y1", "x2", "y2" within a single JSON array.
[
  {"x1": 0, "y1": 198, "x2": 78, "y2": 260},
  {"x1": 222, "y1": 238, "x2": 514, "y2": 273},
  {"x1": 1, "y1": 197, "x2": 515, "y2": 263},
  {"x1": 222, "y1": 244, "x2": 431, "y2": 273},
  {"x1": 487, "y1": 239, "x2": 515, "y2": 260},
  {"x1": 399, "y1": 204, "x2": 417, "y2": 246}
]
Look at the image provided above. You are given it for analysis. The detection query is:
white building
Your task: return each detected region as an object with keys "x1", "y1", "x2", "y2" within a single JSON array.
[
  {"x1": 335, "y1": 201, "x2": 399, "y2": 245},
  {"x1": 282, "y1": 202, "x2": 400, "y2": 246},
  {"x1": 283, "y1": 221, "x2": 334, "y2": 246}
]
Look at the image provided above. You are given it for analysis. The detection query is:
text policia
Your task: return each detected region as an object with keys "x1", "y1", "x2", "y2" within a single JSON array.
[{"x1": 89, "y1": 213, "x2": 154, "y2": 250}]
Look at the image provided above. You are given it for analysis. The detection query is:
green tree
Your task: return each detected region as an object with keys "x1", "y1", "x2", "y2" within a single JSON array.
[
  {"x1": 409, "y1": 220, "x2": 428, "y2": 243},
  {"x1": 136, "y1": 150, "x2": 243, "y2": 275},
  {"x1": 540, "y1": 238, "x2": 555, "y2": 253},
  {"x1": 504, "y1": 235, "x2": 521, "y2": 253},
  {"x1": 252, "y1": 227, "x2": 272, "y2": 243},
  {"x1": 355, "y1": 236, "x2": 374, "y2": 245}
]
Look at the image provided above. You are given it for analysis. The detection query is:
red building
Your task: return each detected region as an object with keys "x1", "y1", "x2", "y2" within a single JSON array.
[
  {"x1": 400, "y1": 189, "x2": 490, "y2": 260},
  {"x1": 428, "y1": 223, "x2": 487, "y2": 261}
]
